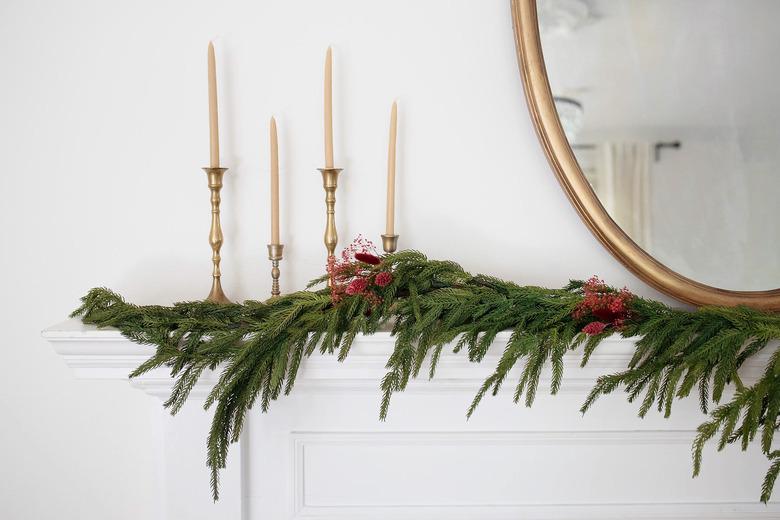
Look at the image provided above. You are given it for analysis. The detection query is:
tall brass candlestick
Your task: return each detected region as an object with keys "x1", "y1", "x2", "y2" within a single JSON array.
[
  {"x1": 203, "y1": 167, "x2": 230, "y2": 303},
  {"x1": 318, "y1": 167, "x2": 342, "y2": 260},
  {"x1": 267, "y1": 118, "x2": 283, "y2": 298},
  {"x1": 319, "y1": 48, "x2": 341, "y2": 267}
]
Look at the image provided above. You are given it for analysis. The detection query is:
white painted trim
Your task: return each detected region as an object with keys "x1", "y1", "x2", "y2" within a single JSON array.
[
  {"x1": 43, "y1": 319, "x2": 773, "y2": 397},
  {"x1": 291, "y1": 502, "x2": 780, "y2": 520}
]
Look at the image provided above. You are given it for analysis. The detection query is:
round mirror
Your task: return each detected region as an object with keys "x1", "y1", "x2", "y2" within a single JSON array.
[{"x1": 512, "y1": 0, "x2": 780, "y2": 309}]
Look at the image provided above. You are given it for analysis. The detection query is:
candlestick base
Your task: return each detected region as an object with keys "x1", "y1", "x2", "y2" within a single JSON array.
[
  {"x1": 267, "y1": 244, "x2": 284, "y2": 298},
  {"x1": 202, "y1": 166, "x2": 231, "y2": 304},
  {"x1": 207, "y1": 279, "x2": 231, "y2": 304},
  {"x1": 381, "y1": 234, "x2": 399, "y2": 254}
]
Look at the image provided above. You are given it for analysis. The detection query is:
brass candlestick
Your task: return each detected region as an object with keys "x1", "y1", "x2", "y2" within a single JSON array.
[
  {"x1": 318, "y1": 167, "x2": 342, "y2": 259},
  {"x1": 202, "y1": 167, "x2": 231, "y2": 304},
  {"x1": 267, "y1": 244, "x2": 284, "y2": 298},
  {"x1": 381, "y1": 234, "x2": 399, "y2": 253}
]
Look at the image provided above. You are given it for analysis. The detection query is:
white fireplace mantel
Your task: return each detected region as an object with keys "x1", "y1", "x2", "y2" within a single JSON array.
[{"x1": 44, "y1": 319, "x2": 780, "y2": 519}]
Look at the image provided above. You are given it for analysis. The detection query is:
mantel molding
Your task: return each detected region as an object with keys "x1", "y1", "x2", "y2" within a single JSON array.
[{"x1": 43, "y1": 318, "x2": 772, "y2": 399}]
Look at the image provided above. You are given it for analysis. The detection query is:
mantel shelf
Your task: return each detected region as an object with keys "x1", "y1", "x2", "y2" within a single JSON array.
[{"x1": 43, "y1": 318, "x2": 772, "y2": 399}]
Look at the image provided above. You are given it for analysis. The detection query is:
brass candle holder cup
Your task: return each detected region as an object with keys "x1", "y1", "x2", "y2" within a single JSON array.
[
  {"x1": 318, "y1": 167, "x2": 342, "y2": 260},
  {"x1": 202, "y1": 167, "x2": 231, "y2": 304},
  {"x1": 381, "y1": 234, "x2": 399, "y2": 253},
  {"x1": 267, "y1": 243, "x2": 284, "y2": 298}
]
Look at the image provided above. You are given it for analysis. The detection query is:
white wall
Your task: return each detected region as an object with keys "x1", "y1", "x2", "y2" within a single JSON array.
[{"x1": 0, "y1": 1, "x2": 672, "y2": 518}]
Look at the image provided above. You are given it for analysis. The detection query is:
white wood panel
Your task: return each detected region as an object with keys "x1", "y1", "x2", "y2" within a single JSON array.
[{"x1": 292, "y1": 431, "x2": 772, "y2": 519}]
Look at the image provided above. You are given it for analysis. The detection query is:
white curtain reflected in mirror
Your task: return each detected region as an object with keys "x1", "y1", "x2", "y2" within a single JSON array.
[
  {"x1": 576, "y1": 142, "x2": 652, "y2": 249},
  {"x1": 540, "y1": 0, "x2": 780, "y2": 291}
]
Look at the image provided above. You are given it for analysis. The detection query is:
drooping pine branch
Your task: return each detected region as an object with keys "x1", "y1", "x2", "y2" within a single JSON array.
[{"x1": 71, "y1": 251, "x2": 780, "y2": 503}]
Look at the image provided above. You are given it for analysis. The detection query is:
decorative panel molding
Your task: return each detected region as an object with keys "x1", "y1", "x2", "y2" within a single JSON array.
[{"x1": 289, "y1": 431, "x2": 778, "y2": 519}]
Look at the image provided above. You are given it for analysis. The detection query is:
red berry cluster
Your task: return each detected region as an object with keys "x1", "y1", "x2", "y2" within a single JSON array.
[
  {"x1": 572, "y1": 276, "x2": 634, "y2": 336},
  {"x1": 327, "y1": 236, "x2": 394, "y2": 304}
]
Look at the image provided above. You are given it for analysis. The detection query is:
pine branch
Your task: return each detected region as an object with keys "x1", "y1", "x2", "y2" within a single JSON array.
[{"x1": 71, "y1": 253, "x2": 780, "y2": 503}]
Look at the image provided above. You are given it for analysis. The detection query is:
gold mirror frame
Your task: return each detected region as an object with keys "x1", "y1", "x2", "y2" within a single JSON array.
[{"x1": 511, "y1": 0, "x2": 780, "y2": 311}]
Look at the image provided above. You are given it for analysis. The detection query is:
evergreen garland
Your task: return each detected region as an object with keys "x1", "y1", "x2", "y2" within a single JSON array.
[{"x1": 71, "y1": 250, "x2": 780, "y2": 502}]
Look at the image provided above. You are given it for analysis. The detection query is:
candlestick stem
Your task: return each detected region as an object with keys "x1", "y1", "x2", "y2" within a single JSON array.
[
  {"x1": 267, "y1": 244, "x2": 284, "y2": 298},
  {"x1": 202, "y1": 167, "x2": 230, "y2": 303},
  {"x1": 318, "y1": 168, "x2": 342, "y2": 262}
]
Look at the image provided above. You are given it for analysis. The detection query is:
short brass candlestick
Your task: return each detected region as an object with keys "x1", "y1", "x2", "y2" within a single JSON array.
[
  {"x1": 202, "y1": 167, "x2": 231, "y2": 304},
  {"x1": 267, "y1": 243, "x2": 284, "y2": 298},
  {"x1": 381, "y1": 234, "x2": 399, "y2": 253},
  {"x1": 318, "y1": 167, "x2": 342, "y2": 260}
]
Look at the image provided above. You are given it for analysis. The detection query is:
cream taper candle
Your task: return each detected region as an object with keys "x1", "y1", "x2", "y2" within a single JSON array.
[
  {"x1": 270, "y1": 117, "x2": 280, "y2": 245},
  {"x1": 385, "y1": 101, "x2": 398, "y2": 236},
  {"x1": 207, "y1": 42, "x2": 220, "y2": 168},
  {"x1": 324, "y1": 47, "x2": 334, "y2": 168}
]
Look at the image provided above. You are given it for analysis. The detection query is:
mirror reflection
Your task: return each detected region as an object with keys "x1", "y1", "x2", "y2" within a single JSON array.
[{"x1": 539, "y1": 0, "x2": 780, "y2": 291}]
